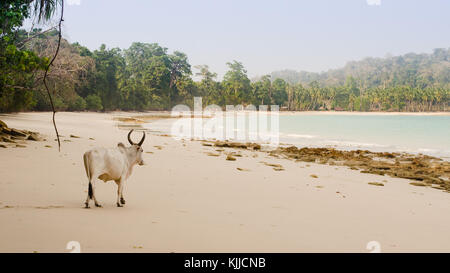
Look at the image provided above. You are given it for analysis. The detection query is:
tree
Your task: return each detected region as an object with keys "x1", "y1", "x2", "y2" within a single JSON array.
[
  {"x1": 168, "y1": 51, "x2": 191, "y2": 107},
  {"x1": 272, "y1": 78, "x2": 288, "y2": 107},
  {"x1": 90, "y1": 44, "x2": 124, "y2": 110},
  {"x1": 24, "y1": 30, "x2": 94, "y2": 111},
  {"x1": 86, "y1": 94, "x2": 103, "y2": 111},
  {"x1": 0, "y1": 0, "x2": 61, "y2": 112},
  {"x1": 251, "y1": 75, "x2": 271, "y2": 106},
  {"x1": 120, "y1": 42, "x2": 170, "y2": 110},
  {"x1": 222, "y1": 60, "x2": 251, "y2": 105},
  {"x1": 195, "y1": 65, "x2": 220, "y2": 105}
]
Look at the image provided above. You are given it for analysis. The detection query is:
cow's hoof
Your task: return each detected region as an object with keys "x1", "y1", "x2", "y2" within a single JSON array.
[
  {"x1": 116, "y1": 202, "x2": 123, "y2": 207},
  {"x1": 84, "y1": 203, "x2": 90, "y2": 209},
  {"x1": 120, "y1": 198, "x2": 126, "y2": 205},
  {"x1": 95, "y1": 203, "x2": 102, "y2": 208}
]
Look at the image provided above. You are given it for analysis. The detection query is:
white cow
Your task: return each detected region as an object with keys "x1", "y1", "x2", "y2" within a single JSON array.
[{"x1": 83, "y1": 129, "x2": 146, "y2": 208}]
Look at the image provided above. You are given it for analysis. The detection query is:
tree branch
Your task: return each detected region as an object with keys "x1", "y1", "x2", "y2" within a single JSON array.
[
  {"x1": 43, "y1": 0, "x2": 64, "y2": 152},
  {"x1": 17, "y1": 26, "x2": 58, "y2": 49}
]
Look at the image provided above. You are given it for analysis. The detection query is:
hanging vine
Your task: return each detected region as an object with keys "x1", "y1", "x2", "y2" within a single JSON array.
[{"x1": 42, "y1": 0, "x2": 64, "y2": 151}]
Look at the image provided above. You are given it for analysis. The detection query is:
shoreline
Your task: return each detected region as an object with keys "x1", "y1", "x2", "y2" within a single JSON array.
[
  {"x1": 2, "y1": 110, "x2": 449, "y2": 116},
  {"x1": 119, "y1": 111, "x2": 450, "y2": 160},
  {"x1": 200, "y1": 140, "x2": 450, "y2": 193},
  {"x1": 3, "y1": 111, "x2": 448, "y2": 159}
]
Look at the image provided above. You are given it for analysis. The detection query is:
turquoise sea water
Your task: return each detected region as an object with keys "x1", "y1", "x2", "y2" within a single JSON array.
[
  {"x1": 278, "y1": 114, "x2": 450, "y2": 159},
  {"x1": 147, "y1": 113, "x2": 450, "y2": 159}
]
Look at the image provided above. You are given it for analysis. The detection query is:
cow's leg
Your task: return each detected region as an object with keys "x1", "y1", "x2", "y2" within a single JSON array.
[
  {"x1": 116, "y1": 179, "x2": 124, "y2": 207},
  {"x1": 91, "y1": 179, "x2": 102, "y2": 207},
  {"x1": 84, "y1": 180, "x2": 92, "y2": 208},
  {"x1": 115, "y1": 180, "x2": 126, "y2": 205},
  {"x1": 120, "y1": 188, "x2": 126, "y2": 205},
  {"x1": 84, "y1": 153, "x2": 92, "y2": 208}
]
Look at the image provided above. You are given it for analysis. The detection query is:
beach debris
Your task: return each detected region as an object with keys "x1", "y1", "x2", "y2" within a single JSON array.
[
  {"x1": 113, "y1": 117, "x2": 145, "y2": 123},
  {"x1": 89, "y1": 137, "x2": 95, "y2": 140},
  {"x1": 236, "y1": 167, "x2": 250, "y2": 171},
  {"x1": 0, "y1": 144, "x2": 6, "y2": 148},
  {"x1": 70, "y1": 134, "x2": 80, "y2": 138},
  {"x1": 0, "y1": 122, "x2": 44, "y2": 144},
  {"x1": 273, "y1": 167, "x2": 285, "y2": 171},
  {"x1": 146, "y1": 151, "x2": 154, "y2": 154},
  {"x1": 206, "y1": 152, "x2": 220, "y2": 157},
  {"x1": 315, "y1": 185, "x2": 324, "y2": 189},
  {"x1": 9, "y1": 128, "x2": 27, "y2": 137},
  {"x1": 44, "y1": 145, "x2": 52, "y2": 148},
  {"x1": 368, "y1": 182, "x2": 384, "y2": 186},
  {"x1": 27, "y1": 132, "x2": 42, "y2": 141},
  {"x1": 410, "y1": 182, "x2": 427, "y2": 187},
  {"x1": 153, "y1": 145, "x2": 163, "y2": 150},
  {"x1": 261, "y1": 162, "x2": 283, "y2": 168},
  {"x1": 336, "y1": 191, "x2": 346, "y2": 198},
  {"x1": 0, "y1": 135, "x2": 15, "y2": 143},
  {"x1": 269, "y1": 152, "x2": 281, "y2": 158},
  {"x1": 268, "y1": 145, "x2": 450, "y2": 192},
  {"x1": 226, "y1": 154, "x2": 237, "y2": 161},
  {"x1": 0, "y1": 120, "x2": 7, "y2": 128},
  {"x1": 212, "y1": 141, "x2": 261, "y2": 150},
  {"x1": 310, "y1": 174, "x2": 318, "y2": 178},
  {"x1": 15, "y1": 144, "x2": 26, "y2": 148},
  {"x1": 202, "y1": 143, "x2": 213, "y2": 147}
]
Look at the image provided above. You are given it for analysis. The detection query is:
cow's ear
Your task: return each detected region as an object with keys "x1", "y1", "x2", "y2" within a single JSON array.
[{"x1": 117, "y1": 142, "x2": 126, "y2": 149}]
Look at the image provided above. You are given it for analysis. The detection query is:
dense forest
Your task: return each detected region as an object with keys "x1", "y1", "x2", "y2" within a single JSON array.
[
  {"x1": 270, "y1": 50, "x2": 450, "y2": 88},
  {"x1": 1, "y1": 1, "x2": 449, "y2": 112}
]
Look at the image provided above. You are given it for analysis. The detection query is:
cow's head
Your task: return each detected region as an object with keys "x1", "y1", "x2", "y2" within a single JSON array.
[{"x1": 127, "y1": 129, "x2": 146, "y2": 166}]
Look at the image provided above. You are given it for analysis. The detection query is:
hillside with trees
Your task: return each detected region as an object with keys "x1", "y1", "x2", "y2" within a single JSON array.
[
  {"x1": 270, "y1": 49, "x2": 450, "y2": 89},
  {"x1": 1, "y1": 1, "x2": 448, "y2": 112}
]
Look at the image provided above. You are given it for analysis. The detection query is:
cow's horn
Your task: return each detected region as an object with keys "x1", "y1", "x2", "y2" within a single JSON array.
[
  {"x1": 137, "y1": 131, "x2": 146, "y2": 146},
  {"x1": 127, "y1": 129, "x2": 135, "y2": 145}
]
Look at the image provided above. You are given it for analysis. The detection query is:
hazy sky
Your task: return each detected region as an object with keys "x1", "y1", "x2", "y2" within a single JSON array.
[{"x1": 28, "y1": 0, "x2": 450, "y2": 78}]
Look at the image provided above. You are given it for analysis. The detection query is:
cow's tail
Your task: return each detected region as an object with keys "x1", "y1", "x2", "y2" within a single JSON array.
[{"x1": 83, "y1": 152, "x2": 93, "y2": 199}]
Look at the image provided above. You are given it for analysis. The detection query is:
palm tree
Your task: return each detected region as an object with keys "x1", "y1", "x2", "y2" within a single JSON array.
[{"x1": 32, "y1": 0, "x2": 62, "y2": 22}]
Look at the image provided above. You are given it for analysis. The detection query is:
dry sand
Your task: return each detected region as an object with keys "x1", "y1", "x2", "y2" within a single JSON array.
[{"x1": 0, "y1": 112, "x2": 449, "y2": 253}]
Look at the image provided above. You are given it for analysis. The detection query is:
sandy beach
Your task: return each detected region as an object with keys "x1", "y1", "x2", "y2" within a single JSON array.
[{"x1": 0, "y1": 112, "x2": 450, "y2": 253}]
